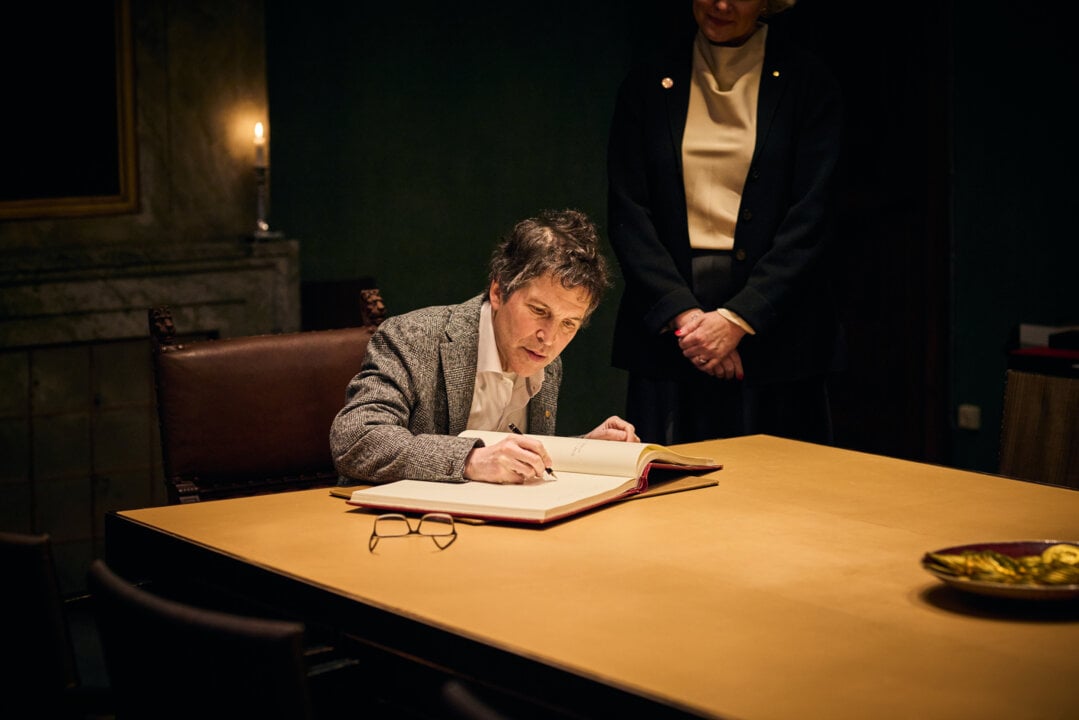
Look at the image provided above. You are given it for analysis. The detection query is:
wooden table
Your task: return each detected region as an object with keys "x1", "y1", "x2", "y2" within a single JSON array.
[{"x1": 106, "y1": 435, "x2": 1079, "y2": 719}]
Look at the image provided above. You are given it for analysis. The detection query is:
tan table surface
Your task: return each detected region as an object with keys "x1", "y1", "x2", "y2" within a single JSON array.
[{"x1": 117, "y1": 435, "x2": 1079, "y2": 719}]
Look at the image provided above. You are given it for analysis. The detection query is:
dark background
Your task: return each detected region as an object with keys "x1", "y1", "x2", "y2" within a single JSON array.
[
  {"x1": 0, "y1": 5, "x2": 122, "y2": 201},
  {"x1": 265, "y1": 0, "x2": 1076, "y2": 472},
  {"x1": 2, "y1": 0, "x2": 1074, "y2": 479}
]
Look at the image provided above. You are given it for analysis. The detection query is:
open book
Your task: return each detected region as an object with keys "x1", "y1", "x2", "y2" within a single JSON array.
[{"x1": 345, "y1": 430, "x2": 721, "y2": 524}]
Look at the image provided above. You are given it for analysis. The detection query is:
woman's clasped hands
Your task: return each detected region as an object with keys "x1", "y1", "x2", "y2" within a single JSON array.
[{"x1": 674, "y1": 309, "x2": 745, "y2": 381}]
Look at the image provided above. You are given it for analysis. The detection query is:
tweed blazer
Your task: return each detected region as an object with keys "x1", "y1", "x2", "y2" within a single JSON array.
[
  {"x1": 331, "y1": 294, "x2": 561, "y2": 484},
  {"x1": 607, "y1": 21, "x2": 846, "y2": 384}
]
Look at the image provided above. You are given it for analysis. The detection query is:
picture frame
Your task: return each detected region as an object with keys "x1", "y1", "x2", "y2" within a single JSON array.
[{"x1": 0, "y1": 0, "x2": 137, "y2": 220}]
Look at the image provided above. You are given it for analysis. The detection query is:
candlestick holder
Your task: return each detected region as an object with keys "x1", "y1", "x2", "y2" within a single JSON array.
[{"x1": 252, "y1": 165, "x2": 282, "y2": 240}]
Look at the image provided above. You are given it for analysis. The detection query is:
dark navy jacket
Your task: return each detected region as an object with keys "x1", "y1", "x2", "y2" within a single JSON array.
[{"x1": 607, "y1": 22, "x2": 846, "y2": 384}]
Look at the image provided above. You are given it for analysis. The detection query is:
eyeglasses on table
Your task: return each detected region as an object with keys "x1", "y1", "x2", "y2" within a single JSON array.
[{"x1": 369, "y1": 512, "x2": 457, "y2": 552}]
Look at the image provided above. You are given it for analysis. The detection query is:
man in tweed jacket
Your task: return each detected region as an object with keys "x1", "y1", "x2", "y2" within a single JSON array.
[{"x1": 331, "y1": 209, "x2": 638, "y2": 486}]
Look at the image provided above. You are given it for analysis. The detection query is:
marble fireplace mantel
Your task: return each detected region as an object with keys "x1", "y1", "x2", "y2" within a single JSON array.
[{"x1": 0, "y1": 238, "x2": 301, "y2": 349}]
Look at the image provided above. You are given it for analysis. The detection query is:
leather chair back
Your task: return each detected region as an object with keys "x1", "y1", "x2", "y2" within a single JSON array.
[
  {"x1": 150, "y1": 299, "x2": 382, "y2": 503},
  {"x1": 88, "y1": 559, "x2": 314, "y2": 719},
  {"x1": 0, "y1": 531, "x2": 113, "y2": 717}
]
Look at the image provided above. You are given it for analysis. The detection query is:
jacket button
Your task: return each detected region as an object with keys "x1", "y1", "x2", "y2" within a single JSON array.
[
  {"x1": 735, "y1": 249, "x2": 747, "y2": 261},
  {"x1": 750, "y1": 168, "x2": 760, "y2": 179},
  {"x1": 741, "y1": 209, "x2": 753, "y2": 221}
]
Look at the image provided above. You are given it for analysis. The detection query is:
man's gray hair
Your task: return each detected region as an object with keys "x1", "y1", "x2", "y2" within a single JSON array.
[{"x1": 485, "y1": 208, "x2": 610, "y2": 320}]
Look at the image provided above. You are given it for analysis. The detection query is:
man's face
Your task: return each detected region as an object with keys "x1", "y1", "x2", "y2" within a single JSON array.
[{"x1": 489, "y1": 273, "x2": 591, "y2": 376}]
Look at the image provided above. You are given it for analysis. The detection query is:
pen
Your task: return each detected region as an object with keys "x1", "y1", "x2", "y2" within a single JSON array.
[{"x1": 507, "y1": 423, "x2": 557, "y2": 479}]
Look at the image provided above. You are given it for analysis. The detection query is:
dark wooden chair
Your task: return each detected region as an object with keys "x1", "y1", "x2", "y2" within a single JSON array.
[
  {"x1": 149, "y1": 289, "x2": 385, "y2": 503},
  {"x1": 88, "y1": 558, "x2": 317, "y2": 719},
  {"x1": 999, "y1": 368, "x2": 1079, "y2": 488},
  {"x1": 440, "y1": 679, "x2": 515, "y2": 720},
  {"x1": 0, "y1": 531, "x2": 113, "y2": 719}
]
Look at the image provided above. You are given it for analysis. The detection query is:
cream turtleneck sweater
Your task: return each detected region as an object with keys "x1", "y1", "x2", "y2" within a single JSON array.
[{"x1": 683, "y1": 24, "x2": 767, "y2": 251}]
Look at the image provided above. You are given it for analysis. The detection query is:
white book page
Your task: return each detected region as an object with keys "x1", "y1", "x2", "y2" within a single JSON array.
[
  {"x1": 459, "y1": 430, "x2": 716, "y2": 477},
  {"x1": 350, "y1": 473, "x2": 634, "y2": 521},
  {"x1": 460, "y1": 430, "x2": 652, "y2": 477}
]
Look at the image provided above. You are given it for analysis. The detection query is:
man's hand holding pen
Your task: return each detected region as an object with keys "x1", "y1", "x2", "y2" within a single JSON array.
[
  {"x1": 463, "y1": 418, "x2": 639, "y2": 484},
  {"x1": 463, "y1": 427, "x2": 557, "y2": 484},
  {"x1": 508, "y1": 424, "x2": 557, "y2": 480}
]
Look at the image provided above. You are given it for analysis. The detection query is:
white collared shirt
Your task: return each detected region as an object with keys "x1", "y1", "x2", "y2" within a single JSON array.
[{"x1": 466, "y1": 301, "x2": 544, "y2": 432}]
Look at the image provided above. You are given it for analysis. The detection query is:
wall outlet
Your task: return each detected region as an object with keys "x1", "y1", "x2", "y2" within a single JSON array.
[{"x1": 957, "y1": 403, "x2": 981, "y2": 430}]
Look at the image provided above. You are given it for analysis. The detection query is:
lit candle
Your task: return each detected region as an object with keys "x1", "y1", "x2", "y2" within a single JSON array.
[{"x1": 254, "y1": 122, "x2": 267, "y2": 168}]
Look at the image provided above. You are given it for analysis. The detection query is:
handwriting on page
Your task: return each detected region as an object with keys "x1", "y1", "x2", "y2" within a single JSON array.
[{"x1": 567, "y1": 439, "x2": 589, "y2": 458}]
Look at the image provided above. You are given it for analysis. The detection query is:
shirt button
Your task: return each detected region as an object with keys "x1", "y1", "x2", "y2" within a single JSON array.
[{"x1": 741, "y1": 209, "x2": 753, "y2": 221}]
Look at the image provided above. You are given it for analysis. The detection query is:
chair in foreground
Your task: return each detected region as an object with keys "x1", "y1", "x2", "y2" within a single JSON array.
[
  {"x1": 149, "y1": 288, "x2": 386, "y2": 503},
  {"x1": 88, "y1": 558, "x2": 317, "y2": 720},
  {"x1": 0, "y1": 531, "x2": 113, "y2": 719},
  {"x1": 440, "y1": 679, "x2": 514, "y2": 720}
]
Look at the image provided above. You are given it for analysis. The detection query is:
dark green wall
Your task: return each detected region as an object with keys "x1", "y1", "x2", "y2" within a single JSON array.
[
  {"x1": 949, "y1": 5, "x2": 1079, "y2": 471},
  {"x1": 265, "y1": 1, "x2": 679, "y2": 436},
  {"x1": 266, "y1": 1, "x2": 1078, "y2": 470}
]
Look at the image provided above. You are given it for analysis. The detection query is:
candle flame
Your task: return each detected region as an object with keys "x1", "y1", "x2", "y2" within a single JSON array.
[{"x1": 254, "y1": 122, "x2": 265, "y2": 143}]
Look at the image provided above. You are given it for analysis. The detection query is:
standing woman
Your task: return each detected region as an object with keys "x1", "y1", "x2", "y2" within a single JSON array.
[{"x1": 607, "y1": 0, "x2": 845, "y2": 445}]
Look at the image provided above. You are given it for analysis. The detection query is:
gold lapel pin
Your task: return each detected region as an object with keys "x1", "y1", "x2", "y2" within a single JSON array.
[{"x1": 661, "y1": 77, "x2": 674, "y2": 89}]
